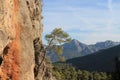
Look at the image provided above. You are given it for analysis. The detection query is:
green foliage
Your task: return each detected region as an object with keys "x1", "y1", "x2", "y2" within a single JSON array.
[
  {"x1": 52, "y1": 63, "x2": 118, "y2": 80},
  {"x1": 45, "y1": 28, "x2": 71, "y2": 45},
  {"x1": 45, "y1": 28, "x2": 71, "y2": 61},
  {"x1": 54, "y1": 46, "x2": 63, "y2": 55},
  {"x1": 52, "y1": 63, "x2": 77, "y2": 80},
  {"x1": 93, "y1": 72, "x2": 102, "y2": 80},
  {"x1": 81, "y1": 70, "x2": 90, "y2": 80},
  {"x1": 58, "y1": 56, "x2": 66, "y2": 62}
]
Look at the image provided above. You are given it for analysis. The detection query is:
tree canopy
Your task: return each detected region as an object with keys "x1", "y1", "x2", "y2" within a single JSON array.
[
  {"x1": 45, "y1": 28, "x2": 71, "y2": 49},
  {"x1": 45, "y1": 28, "x2": 71, "y2": 61}
]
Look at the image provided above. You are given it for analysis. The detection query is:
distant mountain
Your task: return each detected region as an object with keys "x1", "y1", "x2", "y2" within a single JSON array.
[
  {"x1": 89, "y1": 40, "x2": 120, "y2": 51},
  {"x1": 47, "y1": 39, "x2": 120, "y2": 62},
  {"x1": 62, "y1": 39, "x2": 94, "y2": 59},
  {"x1": 66, "y1": 45, "x2": 120, "y2": 72}
]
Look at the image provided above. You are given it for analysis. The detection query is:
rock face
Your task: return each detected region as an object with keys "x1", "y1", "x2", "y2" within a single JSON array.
[{"x1": 0, "y1": 0, "x2": 50, "y2": 80}]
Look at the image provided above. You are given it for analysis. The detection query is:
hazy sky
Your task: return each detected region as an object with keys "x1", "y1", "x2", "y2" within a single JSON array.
[{"x1": 42, "y1": 0, "x2": 120, "y2": 44}]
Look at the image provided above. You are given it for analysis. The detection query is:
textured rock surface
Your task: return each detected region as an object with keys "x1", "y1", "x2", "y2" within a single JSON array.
[
  {"x1": 0, "y1": 0, "x2": 49, "y2": 80},
  {"x1": 34, "y1": 38, "x2": 53, "y2": 80}
]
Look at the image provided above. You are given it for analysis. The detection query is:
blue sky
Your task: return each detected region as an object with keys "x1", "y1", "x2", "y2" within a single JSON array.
[{"x1": 42, "y1": 0, "x2": 120, "y2": 44}]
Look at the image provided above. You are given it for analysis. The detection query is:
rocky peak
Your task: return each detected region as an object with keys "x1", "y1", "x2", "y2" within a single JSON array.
[{"x1": 94, "y1": 40, "x2": 120, "y2": 50}]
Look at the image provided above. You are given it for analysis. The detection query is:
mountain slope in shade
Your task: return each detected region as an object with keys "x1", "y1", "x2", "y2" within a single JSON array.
[
  {"x1": 66, "y1": 45, "x2": 120, "y2": 72},
  {"x1": 47, "y1": 39, "x2": 120, "y2": 62}
]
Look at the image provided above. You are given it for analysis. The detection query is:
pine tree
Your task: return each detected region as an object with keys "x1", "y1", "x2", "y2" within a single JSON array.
[{"x1": 45, "y1": 28, "x2": 71, "y2": 61}]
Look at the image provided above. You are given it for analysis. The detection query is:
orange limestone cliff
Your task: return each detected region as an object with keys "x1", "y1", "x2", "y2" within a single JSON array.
[{"x1": 0, "y1": 0, "x2": 43, "y2": 80}]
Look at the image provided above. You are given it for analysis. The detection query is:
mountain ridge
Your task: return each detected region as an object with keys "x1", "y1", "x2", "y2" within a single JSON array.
[{"x1": 47, "y1": 39, "x2": 120, "y2": 62}]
